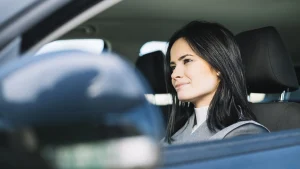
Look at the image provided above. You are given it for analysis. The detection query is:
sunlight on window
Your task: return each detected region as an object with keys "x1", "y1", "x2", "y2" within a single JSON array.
[
  {"x1": 35, "y1": 39, "x2": 105, "y2": 56},
  {"x1": 139, "y1": 41, "x2": 168, "y2": 56},
  {"x1": 145, "y1": 94, "x2": 172, "y2": 105},
  {"x1": 146, "y1": 93, "x2": 266, "y2": 104},
  {"x1": 248, "y1": 93, "x2": 266, "y2": 103}
]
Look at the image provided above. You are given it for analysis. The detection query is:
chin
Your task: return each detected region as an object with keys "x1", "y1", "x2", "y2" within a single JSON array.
[{"x1": 177, "y1": 95, "x2": 193, "y2": 102}]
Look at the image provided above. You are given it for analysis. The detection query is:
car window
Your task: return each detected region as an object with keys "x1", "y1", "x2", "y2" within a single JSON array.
[
  {"x1": 35, "y1": 39, "x2": 107, "y2": 56},
  {"x1": 140, "y1": 41, "x2": 168, "y2": 56},
  {"x1": 248, "y1": 93, "x2": 266, "y2": 103},
  {"x1": 145, "y1": 94, "x2": 172, "y2": 106}
]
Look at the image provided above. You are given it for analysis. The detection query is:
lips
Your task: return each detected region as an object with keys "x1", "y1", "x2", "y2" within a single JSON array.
[{"x1": 175, "y1": 83, "x2": 189, "y2": 90}]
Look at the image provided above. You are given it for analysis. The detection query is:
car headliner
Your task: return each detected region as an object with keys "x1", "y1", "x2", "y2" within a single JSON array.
[{"x1": 62, "y1": 0, "x2": 300, "y2": 64}]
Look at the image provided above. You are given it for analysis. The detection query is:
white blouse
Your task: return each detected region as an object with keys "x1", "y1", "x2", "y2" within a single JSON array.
[{"x1": 192, "y1": 105, "x2": 209, "y2": 133}]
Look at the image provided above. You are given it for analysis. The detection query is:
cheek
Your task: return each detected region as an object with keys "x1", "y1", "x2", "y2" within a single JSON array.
[
  {"x1": 199, "y1": 77, "x2": 219, "y2": 91},
  {"x1": 190, "y1": 70, "x2": 219, "y2": 91}
]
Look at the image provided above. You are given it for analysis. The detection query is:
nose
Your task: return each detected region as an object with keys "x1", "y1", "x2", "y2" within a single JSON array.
[{"x1": 171, "y1": 65, "x2": 183, "y2": 80}]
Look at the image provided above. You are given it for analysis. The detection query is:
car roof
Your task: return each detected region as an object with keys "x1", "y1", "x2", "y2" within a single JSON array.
[{"x1": 64, "y1": 0, "x2": 300, "y2": 64}]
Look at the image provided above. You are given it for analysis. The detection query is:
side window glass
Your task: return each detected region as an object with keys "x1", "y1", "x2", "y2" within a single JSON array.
[
  {"x1": 35, "y1": 39, "x2": 108, "y2": 56},
  {"x1": 248, "y1": 93, "x2": 281, "y2": 103},
  {"x1": 139, "y1": 41, "x2": 168, "y2": 56},
  {"x1": 248, "y1": 93, "x2": 266, "y2": 103},
  {"x1": 145, "y1": 94, "x2": 172, "y2": 106}
]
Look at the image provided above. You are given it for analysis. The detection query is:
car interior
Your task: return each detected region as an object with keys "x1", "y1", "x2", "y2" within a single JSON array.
[
  {"x1": 57, "y1": 0, "x2": 300, "y2": 131},
  {"x1": 2, "y1": 0, "x2": 300, "y2": 168}
]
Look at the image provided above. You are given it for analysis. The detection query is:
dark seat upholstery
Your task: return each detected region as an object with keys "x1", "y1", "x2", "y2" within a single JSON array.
[
  {"x1": 236, "y1": 27, "x2": 300, "y2": 131},
  {"x1": 136, "y1": 51, "x2": 169, "y2": 127},
  {"x1": 136, "y1": 51, "x2": 167, "y2": 94},
  {"x1": 294, "y1": 65, "x2": 300, "y2": 85},
  {"x1": 289, "y1": 65, "x2": 300, "y2": 102}
]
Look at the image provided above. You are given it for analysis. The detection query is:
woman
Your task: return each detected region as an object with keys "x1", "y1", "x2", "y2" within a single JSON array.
[{"x1": 163, "y1": 21, "x2": 269, "y2": 145}]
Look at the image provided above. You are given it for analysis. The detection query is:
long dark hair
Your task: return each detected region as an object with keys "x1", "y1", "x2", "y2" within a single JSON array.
[{"x1": 164, "y1": 21, "x2": 256, "y2": 144}]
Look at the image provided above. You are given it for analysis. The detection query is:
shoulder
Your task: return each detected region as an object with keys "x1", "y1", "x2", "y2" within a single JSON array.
[
  {"x1": 160, "y1": 115, "x2": 194, "y2": 146},
  {"x1": 224, "y1": 120, "x2": 270, "y2": 139},
  {"x1": 210, "y1": 120, "x2": 269, "y2": 140}
]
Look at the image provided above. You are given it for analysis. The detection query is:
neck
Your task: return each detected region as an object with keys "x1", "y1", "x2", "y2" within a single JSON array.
[
  {"x1": 194, "y1": 105, "x2": 210, "y2": 109},
  {"x1": 193, "y1": 91, "x2": 216, "y2": 108},
  {"x1": 193, "y1": 96, "x2": 213, "y2": 108}
]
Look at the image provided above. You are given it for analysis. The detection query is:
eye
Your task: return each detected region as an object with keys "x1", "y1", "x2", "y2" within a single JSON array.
[
  {"x1": 183, "y1": 58, "x2": 193, "y2": 64},
  {"x1": 170, "y1": 65, "x2": 176, "y2": 71}
]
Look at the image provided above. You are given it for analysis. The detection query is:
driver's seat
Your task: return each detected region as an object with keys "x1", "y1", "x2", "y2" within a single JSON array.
[{"x1": 236, "y1": 26, "x2": 300, "y2": 131}]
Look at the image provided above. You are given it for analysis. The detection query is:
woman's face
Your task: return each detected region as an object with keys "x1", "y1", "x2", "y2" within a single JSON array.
[{"x1": 170, "y1": 38, "x2": 220, "y2": 107}]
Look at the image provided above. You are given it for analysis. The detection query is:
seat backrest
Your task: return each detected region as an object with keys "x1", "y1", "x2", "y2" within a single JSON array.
[
  {"x1": 236, "y1": 27, "x2": 300, "y2": 131},
  {"x1": 288, "y1": 65, "x2": 300, "y2": 102}
]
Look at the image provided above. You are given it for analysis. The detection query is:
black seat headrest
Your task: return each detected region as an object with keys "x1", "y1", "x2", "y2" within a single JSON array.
[
  {"x1": 136, "y1": 51, "x2": 167, "y2": 94},
  {"x1": 236, "y1": 27, "x2": 298, "y2": 93},
  {"x1": 0, "y1": 51, "x2": 164, "y2": 141},
  {"x1": 294, "y1": 65, "x2": 300, "y2": 85}
]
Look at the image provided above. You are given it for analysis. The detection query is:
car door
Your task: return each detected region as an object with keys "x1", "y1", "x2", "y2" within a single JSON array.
[{"x1": 161, "y1": 129, "x2": 300, "y2": 169}]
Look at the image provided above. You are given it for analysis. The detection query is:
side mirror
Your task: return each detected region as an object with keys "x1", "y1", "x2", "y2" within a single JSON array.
[{"x1": 0, "y1": 51, "x2": 164, "y2": 169}]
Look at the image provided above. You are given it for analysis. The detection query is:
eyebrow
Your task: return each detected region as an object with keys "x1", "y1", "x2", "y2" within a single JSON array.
[{"x1": 170, "y1": 54, "x2": 193, "y2": 65}]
